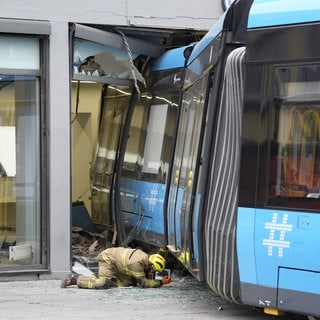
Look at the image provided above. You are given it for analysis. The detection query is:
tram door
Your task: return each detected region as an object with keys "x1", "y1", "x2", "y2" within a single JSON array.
[{"x1": 167, "y1": 74, "x2": 209, "y2": 274}]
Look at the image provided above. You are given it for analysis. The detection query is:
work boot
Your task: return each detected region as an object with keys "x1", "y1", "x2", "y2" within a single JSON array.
[{"x1": 60, "y1": 274, "x2": 77, "y2": 288}]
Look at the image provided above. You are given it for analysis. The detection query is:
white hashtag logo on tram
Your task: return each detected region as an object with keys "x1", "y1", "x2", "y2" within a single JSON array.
[
  {"x1": 263, "y1": 213, "x2": 293, "y2": 257},
  {"x1": 148, "y1": 184, "x2": 158, "y2": 211}
]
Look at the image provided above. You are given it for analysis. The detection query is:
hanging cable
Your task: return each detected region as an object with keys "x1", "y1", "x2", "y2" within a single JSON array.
[{"x1": 115, "y1": 28, "x2": 144, "y2": 98}]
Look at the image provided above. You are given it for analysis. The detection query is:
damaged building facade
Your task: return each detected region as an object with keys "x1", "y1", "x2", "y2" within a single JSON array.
[{"x1": 0, "y1": 0, "x2": 223, "y2": 279}]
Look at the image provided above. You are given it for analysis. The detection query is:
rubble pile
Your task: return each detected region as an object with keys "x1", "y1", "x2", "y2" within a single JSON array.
[
  {"x1": 71, "y1": 226, "x2": 114, "y2": 272},
  {"x1": 72, "y1": 227, "x2": 111, "y2": 256}
]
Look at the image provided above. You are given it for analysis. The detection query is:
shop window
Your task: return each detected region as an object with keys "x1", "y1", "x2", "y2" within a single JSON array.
[{"x1": 0, "y1": 35, "x2": 47, "y2": 271}]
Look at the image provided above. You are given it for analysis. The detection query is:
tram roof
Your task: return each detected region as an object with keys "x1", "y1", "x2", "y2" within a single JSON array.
[
  {"x1": 248, "y1": 0, "x2": 320, "y2": 29},
  {"x1": 151, "y1": 45, "x2": 190, "y2": 71},
  {"x1": 186, "y1": 0, "x2": 251, "y2": 66},
  {"x1": 155, "y1": 0, "x2": 320, "y2": 72},
  {"x1": 187, "y1": 12, "x2": 225, "y2": 66}
]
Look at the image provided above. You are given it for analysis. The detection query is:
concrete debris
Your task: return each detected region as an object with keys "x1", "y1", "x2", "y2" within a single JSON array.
[
  {"x1": 72, "y1": 227, "x2": 113, "y2": 273},
  {"x1": 72, "y1": 226, "x2": 110, "y2": 257},
  {"x1": 88, "y1": 240, "x2": 99, "y2": 253}
]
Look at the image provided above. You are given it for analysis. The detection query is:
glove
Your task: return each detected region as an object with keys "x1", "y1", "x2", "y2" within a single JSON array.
[{"x1": 161, "y1": 276, "x2": 172, "y2": 285}]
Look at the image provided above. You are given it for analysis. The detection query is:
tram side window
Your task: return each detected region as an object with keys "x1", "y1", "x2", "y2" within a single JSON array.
[
  {"x1": 122, "y1": 92, "x2": 178, "y2": 183},
  {"x1": 142, "y1": 93, "x2": 179, "y2": 183},
  {"x1": 269, "y1": 65, "x2": 320, "y2": 208},
  {"x1": 122, "y1": 98, "x2": 148, "y2": 179}
]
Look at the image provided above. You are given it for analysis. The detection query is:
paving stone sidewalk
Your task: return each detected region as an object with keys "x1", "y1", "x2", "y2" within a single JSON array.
[{"x1": 0, "y1": 275, "x2": 306, "y2": 320}]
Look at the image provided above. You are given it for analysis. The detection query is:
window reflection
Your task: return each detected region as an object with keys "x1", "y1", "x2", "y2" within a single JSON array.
[
  {"x1": 269, "y1": 66, "x2": 320, "y2": 207},
  {"x1": 121, "y1": 92, "x2": 179, "y2": 183},
  {"x1": 0, "y1": 76, "x2": 41, "y2": 268},
  {"x1": 90, "y1": 85, "x2": 131, "y2": 226}
]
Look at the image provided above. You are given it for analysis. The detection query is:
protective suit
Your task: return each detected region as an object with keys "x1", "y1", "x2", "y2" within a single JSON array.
[{"x1": 77, "y1": 247, "x2": 163, "y2": 289}]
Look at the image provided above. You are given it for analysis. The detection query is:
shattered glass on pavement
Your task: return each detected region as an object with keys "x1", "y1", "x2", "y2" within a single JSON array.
[{"x1": 0, "y1": 274, "x2": 307, "y2": 320}]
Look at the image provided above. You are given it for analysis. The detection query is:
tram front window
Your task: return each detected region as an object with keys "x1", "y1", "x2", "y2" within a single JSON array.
[{"x1": 268, "y1": 65, "x2": 320, "y2": 208}]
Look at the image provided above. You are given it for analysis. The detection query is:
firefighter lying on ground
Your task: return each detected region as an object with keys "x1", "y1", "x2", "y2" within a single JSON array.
[{"x1": 61, "y1": 247, "x2": 172, "y2": 289}]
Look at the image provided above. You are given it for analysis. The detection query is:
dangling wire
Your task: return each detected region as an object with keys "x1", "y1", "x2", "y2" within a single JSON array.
[{"x1": 115, "y1": 28, "x2": 143, "y2": 98}]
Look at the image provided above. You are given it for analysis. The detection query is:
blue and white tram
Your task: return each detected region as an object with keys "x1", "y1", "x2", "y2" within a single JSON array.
[
  {"x1": 188, "y1": 0, "x2": 320, "y2": 317},
  {"x1": 238, "y1": 0, "x2": 320, "y2": 317}
]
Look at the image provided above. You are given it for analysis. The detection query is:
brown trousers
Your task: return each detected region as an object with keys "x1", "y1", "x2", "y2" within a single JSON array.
[{"x1": 77, "y1": 259, "x2": 135, "y2": 289}]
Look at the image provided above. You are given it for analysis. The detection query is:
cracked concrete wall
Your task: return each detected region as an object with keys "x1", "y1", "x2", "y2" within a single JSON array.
[
  {"x1": 0, "y1": 0, "x2": 223, "y2": 30},
  {"x1": 126, "y1": 0, "x2": 224, "y2": 29}
]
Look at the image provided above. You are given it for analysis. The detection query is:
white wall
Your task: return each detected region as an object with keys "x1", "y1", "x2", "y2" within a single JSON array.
[{"x1": 0, "y1": 0, "x2": 223, "y2": 30}]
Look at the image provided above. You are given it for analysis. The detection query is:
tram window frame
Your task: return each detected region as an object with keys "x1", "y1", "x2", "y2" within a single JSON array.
[{"x1": 267, "y1": 64, "x2": 320, "y2": 210}]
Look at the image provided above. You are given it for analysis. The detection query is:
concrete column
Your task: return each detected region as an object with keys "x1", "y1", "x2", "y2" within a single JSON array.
[{"x1": 42, "y1": 21, "x2": 71, "y2": 279}]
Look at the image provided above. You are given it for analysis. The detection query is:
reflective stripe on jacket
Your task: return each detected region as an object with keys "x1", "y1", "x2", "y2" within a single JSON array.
[{"x1": 98, "y1": 247, "x2": 162, "y2": 288}]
